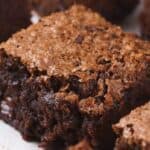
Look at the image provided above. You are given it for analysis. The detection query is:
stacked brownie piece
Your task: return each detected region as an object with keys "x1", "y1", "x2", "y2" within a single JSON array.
[
  {"x1": 140, "y1": 0, "x2": 150, "y2": 40},
  {"x1": 0, "y1": 0, "x2": 30, "y2": 42},
  {"x1": 113, "y1": 102, "x2": 150, "y2": 150},
  {"x1": 30, "y1": 0, "x2": 139, "y2": 23},
  {"x1": 0, "y1": 5, "x2": 149, "y2": 150}
]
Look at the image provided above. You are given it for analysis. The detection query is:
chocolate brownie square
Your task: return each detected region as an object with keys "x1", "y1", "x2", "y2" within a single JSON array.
[
  {"x1": 113, "y1": 101, "x2": 150, "y2": 150},
  {"x1": 31, "y1": 0, "x2": 139, "y2": 23},
  {"x1": 140, "y1": 0, "x2": 150, "y2": 40},
  {"x1": 0, "y1": 0, "x2": 31, "y2": 42},
  {"x1": 0, "y1": 5, "x2": 149, "y2": 150}
]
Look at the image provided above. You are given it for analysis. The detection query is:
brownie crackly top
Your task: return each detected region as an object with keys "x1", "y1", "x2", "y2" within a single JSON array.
[
  {"x1": 113, "y1": 101, "x2": 150, "y2": 149},
  {"x1": 115, "y1": 102, "x2": 150, "y2": 142},
  {"x1": 30, "y1": 0, "x2": 139, "y2": 23},
  {"x1": 0, "y1": 5, "x2": 150, "y2": 81}
]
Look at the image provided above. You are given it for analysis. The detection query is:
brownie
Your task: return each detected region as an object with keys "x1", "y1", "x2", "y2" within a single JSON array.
[
  {"x1": 113, "y1": 101, "x2": 150, "y2": 150},
  {"x1": 140, "y1": 0, "x2": 150, "y2": 40},
  {"x1": 0, "y1": 5, "x2": 150, "y2": 150},
  {"x1": 30, "y1": 0, "x2": 139, "y2": 23},
  {"x1": 0, "y1": 0, "x2": 31, "y2": 42}
]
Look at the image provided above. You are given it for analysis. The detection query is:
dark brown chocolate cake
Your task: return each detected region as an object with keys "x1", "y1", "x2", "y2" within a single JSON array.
[
  {"x1": 113, "y1": 101, "x2": 150, "y2": 150},
  {"x1": 31, "y1": 0, "x2": 139, "y2": 23},
  {"x1": 0, "y1": 5, "x2": 149, "y2": 150},
  {"x1": 0, "y1": 0, "x2": 30, "y2": 42}
]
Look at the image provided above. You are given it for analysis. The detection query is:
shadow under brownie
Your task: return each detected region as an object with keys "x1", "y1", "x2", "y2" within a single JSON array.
[
  {"x1": 0, "y1": 5, "x2": 150, "y2": 150},
  {"x1": 113, "y1": 101, "x2": 150, "y2": 150},
  {"x1": 0, "y1": 0, "x2": 31, "y2": 42},
  {"x1": 30, "y1": 0, "x2": 139, "y2": 23}
]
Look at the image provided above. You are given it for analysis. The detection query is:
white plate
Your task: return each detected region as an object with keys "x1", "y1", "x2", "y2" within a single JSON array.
[{"x1": 0, "y1": 121, "x2": 39, "y2": 150}]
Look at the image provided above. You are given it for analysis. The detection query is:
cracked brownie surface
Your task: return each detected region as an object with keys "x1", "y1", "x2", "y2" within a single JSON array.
[
  {"x1": 0, "y1": 5, "x2": 150, "y2": 150},
  {"x1": 0, "y1": 0, "x2": 30, "y2": 42},
  {"x1": 113, "y1": 101, "x2": 150, "y2": 150},
  {"x1": 31, "y1": 0, "x2": 139, "y2": 23}
]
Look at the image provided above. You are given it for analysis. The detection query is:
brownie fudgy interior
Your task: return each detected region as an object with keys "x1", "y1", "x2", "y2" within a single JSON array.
[
  {"x1": 0, "y1": 49, "x2": 81, "y2": 149},
  {"x1": 0, "y1": 5, "x2": 150, "y2": 150}
]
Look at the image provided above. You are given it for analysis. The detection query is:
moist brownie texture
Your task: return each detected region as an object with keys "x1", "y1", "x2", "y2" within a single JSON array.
[
  {"x1": 0, "y1": 0, "x2": 30, "y2": 42},
  {"x1": 113, "y1": 101, "x2": 150, "y2": 150},
  {"x1": 0, "y1": 5, "x2": 150, "y2": 150},
  {"x1": 31, "y1": 0, "x2": 139, "y2": 23},
  {"x1": 140, "y1": 0, "x2": 150, "y2": 40}
]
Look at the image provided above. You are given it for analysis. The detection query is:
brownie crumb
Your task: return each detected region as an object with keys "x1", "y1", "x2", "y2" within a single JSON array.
[{"x1": 75, "y1": 35, "x2": 84, "y2": 44}]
